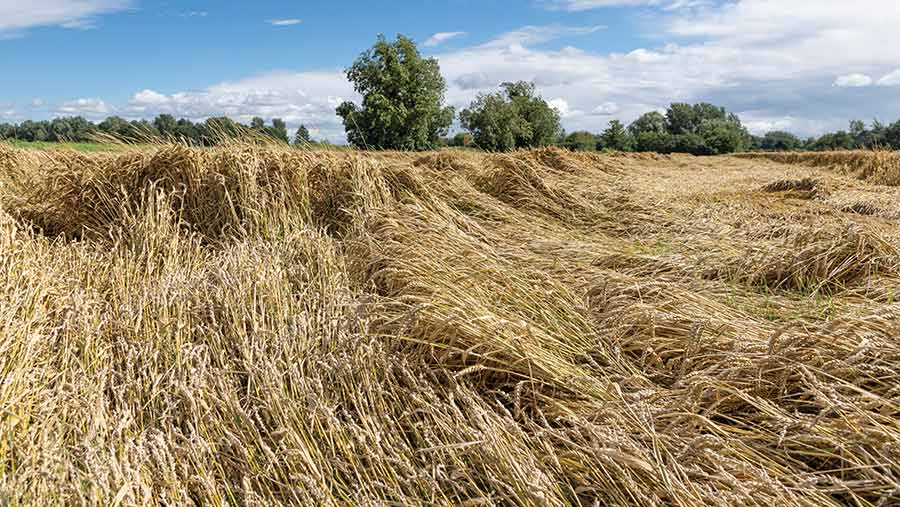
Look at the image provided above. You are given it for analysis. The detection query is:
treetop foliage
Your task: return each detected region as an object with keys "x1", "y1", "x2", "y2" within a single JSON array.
[
  {"x1": 336, "y1": 34, "x2": 454, "y2": 150},
  {"x1": 459, "y1": 81, "x2": 563, "y2": 151}
]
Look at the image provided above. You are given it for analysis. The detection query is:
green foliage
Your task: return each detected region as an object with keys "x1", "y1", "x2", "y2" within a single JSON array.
[
  {"x1": 98, "y1": 116, "x2": 131, "y2": 137},
  {"x1": 5, "y1": 139, "x2": 126, "y2": 152},
  {"x1": 883, "y1": 120, "x2": 900, "y2": 148},
  {"x1": 626, "y1": 103, "x2": 749, "y2": 155},
  {"x1": 336, "y1": 34, "x2": 454, "y2": 150},
  {"x1": 629, "y1": 111, "x2": 667, "y2": 136},
  {"x1": 665, "y1": 103, "x2": 697, "y2": 135},
  {"x1": 633, "y1": 131, "x2": 674, "y2": 153},
  {"x1": 699, "y1": 119, "x2": 746, "y2": 155},
  {"x1": 760, "y1": 131, "x2": 801, "y2": 151},
  {"x1": 670, "y1": 133, "x2": 706, "y2": 155},
  {"x1": 269, "y1": 119, "x2": 289, "y2": 143},
  {"x1": 294, "y1": 125, "x2": 311, "y2": 145},
  {"x1": 153, "y1": 114, "x2": 178, "y2": 139},
  {"x1": 810, "y1": 130, "x2": 855, "y2": 151},
  {"x1": 460, "y1": 81, "x2": 562, "y2": 151},
  {"x1": 449, "y1": 132, "x2": 473, "y2": 147},
  {"x1": 600, "y1": 120, "x2": 632, "y2": 151},
  {"x1": 562, "y1": 131, "x2": 598, "y2": 151},
  {"x1": 0, "y1": 114, "x2": 296, "y2": 147}
]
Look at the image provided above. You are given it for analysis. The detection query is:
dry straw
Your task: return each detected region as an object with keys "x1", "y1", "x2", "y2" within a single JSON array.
[{"x1": 0, "y1": 141, "x2": 898, "y2": 506}]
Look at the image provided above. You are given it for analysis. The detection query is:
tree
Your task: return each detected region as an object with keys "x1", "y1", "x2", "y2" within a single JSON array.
[
  {"x1": 629, "y1": 111, "x2": 667, "y2": 136},
  {"x1": 153, "y1": 114, "x2": 178, "y2": 139},
  {"x1": 336, "y1": 34, "x2": 454, "y2": 150},
  {"x1": 761, "y1": 131, "x2": 801, "y2": 151},
  {"x1": 563, "y1": 131, "x2": 598, "y2": 151},
  {"x1": 460, "y1": 81, "x2": 562, "y2": 151},
  {"x1": 881, "y1": 120, "x2": 900, "y2": 149},
  {"x1": 250, "y1": 117, "x2": 266, "y2": 131},
  {"x1": 175, "y1": 118, "x2": 201, "y2": 144},
  {"x1": 268, "y1": 118, "x2": 289, "y2": 143},
  {"x1": 49, "y1": 118, "x2": 75, "y2": 142},
  {"x1": 699, "y1": 119, "x2": 745, "y2": 155},
  {"x1": 633, "y1": 132, "x2": 674, "y2": 153},
  {"x1": 204, "y1": 117, "x2": 242, "y2": 143},
  {"x1": 294, "y1": 124, "x2": 311, "y2": 145},
  {"x1": 670, "y1": 133, "x2": 706, "y2": 155},
  {"x1": 810, "y1": 130, "x2": 854, "y2": 151},
  {"x1": 666, "y1": 103, "x2": 698, "y2": 135},
  {"x1": 600, "y1": 120, "x2": 632, "y2": 151},
  {"x1": 98, "y1": 116, "x2": 130, "y2": 137}
]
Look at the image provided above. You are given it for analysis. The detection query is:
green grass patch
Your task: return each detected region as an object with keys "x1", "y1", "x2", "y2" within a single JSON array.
[{"x1": 4, "y1": 140, "x2": 130, "y2": 153}]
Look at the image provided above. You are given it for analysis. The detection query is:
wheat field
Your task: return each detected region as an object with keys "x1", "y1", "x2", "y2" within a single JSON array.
[{"x1": 0, "y1": 142, "x2": 899, "y2": 506}]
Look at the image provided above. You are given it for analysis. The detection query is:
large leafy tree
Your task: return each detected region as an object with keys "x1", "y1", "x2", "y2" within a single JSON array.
[
  {"x1": 459, "y1": 81, "x2": 562, "y2": 151},
  {"x1": 336, "y1": 34, "x2": 454, "y2": 150}
]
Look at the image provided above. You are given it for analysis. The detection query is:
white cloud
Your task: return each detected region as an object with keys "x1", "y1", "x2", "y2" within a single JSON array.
[
  {"x1": 129, "y1": 89, "x2": 169, "y2": 108},
  {"x1": 592, "y1": 102, "x2": 619, "y2": 115},
  {"x1": 548, "y1": 98, "x2": 574, "y2": 118},
  {"x1": 423, "y1": 31, "x2": 467, "y2": 48},
  {"x1": 182, "y1": 11, "x2": 208, "y2": 18},
  {"x1": 877, "y1": 69, "x2": 900, "y2": 86},
  {"x1": 120, "y1": 71, "x2": 356, "y2": 143},
  {"x1": 834, "y1": 73, "x2": 873, "y2": 88},
  {"x1": 483, "y1": 24, "x2": 605, "y2": 48},
  {"x1": 57, "y1": 98, "x2": 111, "y2": 118},
  {"x1": 268, "y1": 19, "x2": 301, "y2": 26},
  {"x1": 31, "y1": 99, "x2": 45, "y2": 108},
  {"x1": 0, "y1": 0, "x2": 131, "y2": 36}
]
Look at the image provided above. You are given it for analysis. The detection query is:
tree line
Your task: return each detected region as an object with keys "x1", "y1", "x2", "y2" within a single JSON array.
[
  {"x1": 336, "y1": 35, "x2": 900, "y2": 154},
  {"x1": 0, "y1": 114, "x2": 318, "y2": 146},
  {"x1": 747, "y1": 120, "x2": 900, "y2": 152},
  {"x1": 6, "y1": 34, "x2": 900, "y2": 154}
]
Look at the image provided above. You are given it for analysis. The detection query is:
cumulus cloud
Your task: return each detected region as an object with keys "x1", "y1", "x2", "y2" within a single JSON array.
[
  {"x1": 0, "y1": 0, "x2": 131, "y2": 36},
  {"x1": 121, "y1": 71, "x2": 356, "y2": 143},
  {"x1": 268, "y1": 19, "x2": 301, "y2": 26},
  {"x1": 834, "y1": 74, "x2": 873, "y2": 88},
  {"x1": 56, "y1": 98, "x2": 111, "y2": 118},
  {"x1": 423, "y1": 32, "x2": 467, "y2": 47}
]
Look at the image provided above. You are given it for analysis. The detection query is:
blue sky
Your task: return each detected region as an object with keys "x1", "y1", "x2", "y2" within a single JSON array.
[{"x1": 2, "y1": 1, "x2": 900, "y2": 141}]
